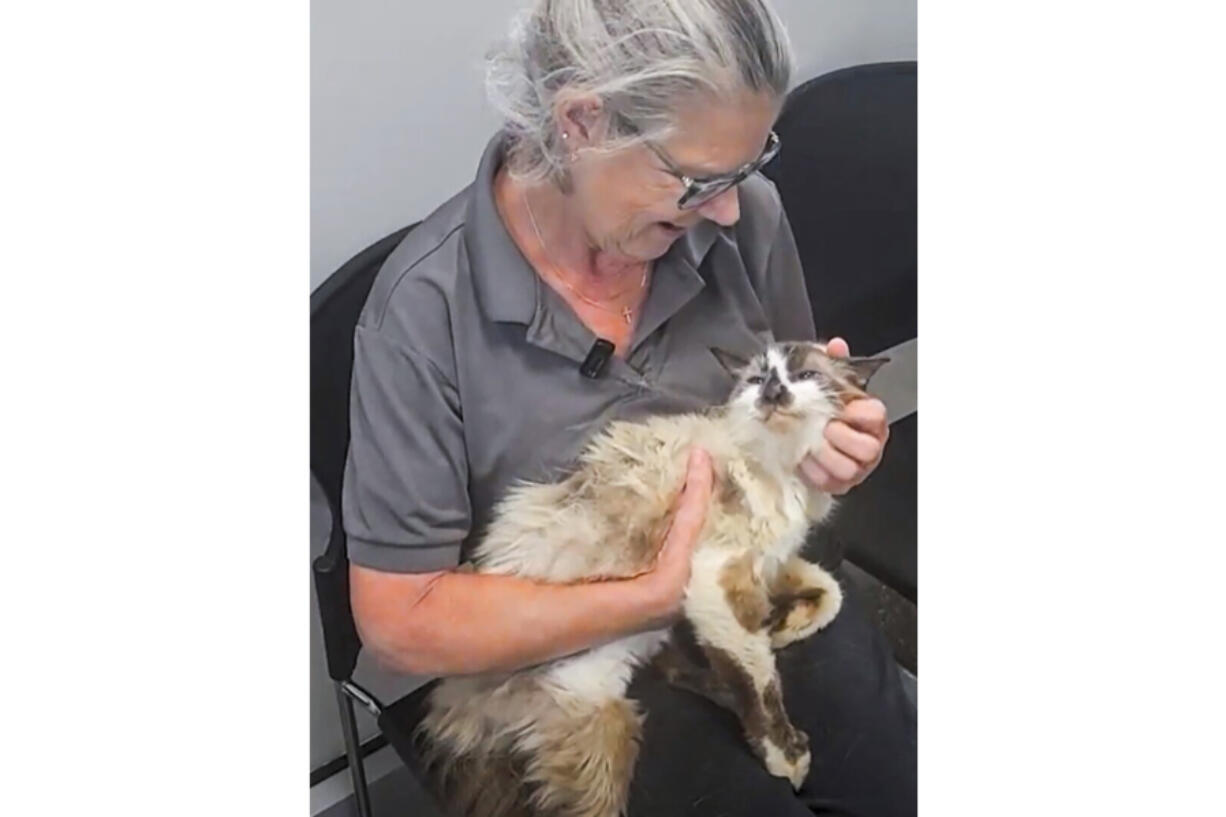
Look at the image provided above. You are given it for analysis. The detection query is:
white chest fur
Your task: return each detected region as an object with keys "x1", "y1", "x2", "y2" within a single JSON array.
[{"x1": 542, "y1": 630, "x2": 669, "y2": 701}]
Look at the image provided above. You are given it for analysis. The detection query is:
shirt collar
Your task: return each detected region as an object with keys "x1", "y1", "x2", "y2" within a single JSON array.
[
  {"x1": 465, "y1": 133, "x2": 722, "y2": 326},
  {"x1": 465, "y1": 135, "x2": 539, "y2": 324}
]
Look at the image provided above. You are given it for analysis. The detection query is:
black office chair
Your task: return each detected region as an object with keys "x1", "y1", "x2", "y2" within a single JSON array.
[
  {"x1": 764, "y1": 60, "x2": 917, "y2": 358},
  {"x1": 311, "y1": 223, "x2": 449, "y2": 817},
  {"x1": 763, "y1": 61, "x2": 917, "y2": 672}
]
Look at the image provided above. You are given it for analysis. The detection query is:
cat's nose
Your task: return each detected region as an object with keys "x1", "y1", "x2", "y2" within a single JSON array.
[{"x1": 762, "y1": 378, "x2": 789, "y2": 405}]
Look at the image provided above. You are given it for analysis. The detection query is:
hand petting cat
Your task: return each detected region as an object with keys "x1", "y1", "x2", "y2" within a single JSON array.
[
  {"x1": 635, "y1": 447, "x2": 715, "y2": 628},
  {"x1": 797, "y1": 337, "x2": 890, "y2": 496}
]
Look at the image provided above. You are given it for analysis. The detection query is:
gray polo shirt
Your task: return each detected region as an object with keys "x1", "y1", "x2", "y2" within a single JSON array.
[{"x1": 342, "y1": 135, "x2": 817, "y2": 573}]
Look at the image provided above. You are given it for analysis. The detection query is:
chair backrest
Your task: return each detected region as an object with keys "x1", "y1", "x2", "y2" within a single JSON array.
[
  {"x1": 310, "y1": 224, "x2": 416, "y2": 681},
  {"x1": 762, "y1": 61, "x2": 917, "y2": 355}
]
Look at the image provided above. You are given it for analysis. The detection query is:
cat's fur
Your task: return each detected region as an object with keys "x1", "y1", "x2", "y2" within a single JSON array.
[{"x1": 417, "y1": 341, "x2": 888, "y2": 817}]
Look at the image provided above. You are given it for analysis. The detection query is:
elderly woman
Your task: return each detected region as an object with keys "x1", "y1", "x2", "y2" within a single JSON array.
[{"x1": 343, "y1": 1, "x2": 915, "y2": 814}]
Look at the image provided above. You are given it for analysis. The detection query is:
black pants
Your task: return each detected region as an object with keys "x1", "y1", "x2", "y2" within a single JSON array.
[
  {"x1": 625, "y1": 567, "x2": 916, "y2": 816},
  {"x1": 396, "y1": 568, "x2": 916, "y2": 817}
]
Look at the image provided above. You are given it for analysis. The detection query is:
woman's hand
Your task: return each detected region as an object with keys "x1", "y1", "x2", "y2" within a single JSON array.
[
  {"x1": 635, "y1": 447, "x2": 714, "y2": 626},
  {"x1": 798, "y1": 337, "x2": 890, "y2": 496}
]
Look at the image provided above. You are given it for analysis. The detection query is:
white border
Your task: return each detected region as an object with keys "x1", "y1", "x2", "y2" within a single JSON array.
[
  {"x1": 922, "y1": 0, "x2": 1226, "y2": 811},
  {"x1": 6, "y1": 2, "x2": 308, "y2": 813}
]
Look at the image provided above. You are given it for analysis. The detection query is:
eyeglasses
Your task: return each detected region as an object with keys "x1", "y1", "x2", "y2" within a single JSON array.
[{"x1": 647, "y1": 131, "x2": 781, "y2": 210}]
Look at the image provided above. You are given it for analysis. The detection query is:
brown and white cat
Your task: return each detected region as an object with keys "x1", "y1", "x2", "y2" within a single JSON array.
[{"x1": 418, "y1": 340, "x2": 888, "y2": 817}]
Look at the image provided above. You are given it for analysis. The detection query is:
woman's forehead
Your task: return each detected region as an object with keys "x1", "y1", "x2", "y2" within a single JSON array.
[{"x1": 658, "y1": 92, "x2": 778, "y2": 176}]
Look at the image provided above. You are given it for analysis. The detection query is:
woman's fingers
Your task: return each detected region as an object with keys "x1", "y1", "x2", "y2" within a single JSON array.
[
  {"x1": 642, "y1": 448, "x2": 713, "y2": 622},
  {"x1": 815, "y1": 443, "x2": 861, "y2": 484},
  {"x1": 662, "y1": 447, "x2": 713, "y2": 557},
  {"x1": 803, "y1": 343, "x2": 892, "y2": 496},
  {"x1": 824, "y1": 418, "x2": 884, "y2": 465},
  {"x1": 825, "y1": 336, "x2": 850, "y2": 358},
  {"x1": 840, "y1": 397, "x2": 889, "y2": 441},
  {"x1": 798, "y1": 454, "x2": 834, "y2": 492}
]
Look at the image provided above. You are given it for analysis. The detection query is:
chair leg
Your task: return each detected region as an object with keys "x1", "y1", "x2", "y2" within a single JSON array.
[{"x1": 335, "y1": 682, "x2": 374, "y2": 817}]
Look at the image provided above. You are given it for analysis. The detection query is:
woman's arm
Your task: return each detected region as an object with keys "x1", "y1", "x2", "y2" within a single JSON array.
[{"x1": 351, "y1": 449, "x2": 713, "y2": 676}]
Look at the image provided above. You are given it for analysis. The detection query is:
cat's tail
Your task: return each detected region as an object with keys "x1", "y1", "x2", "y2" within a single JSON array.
[
  {"x1": 416, "y1": 676, "x2": 534, "y2": 817},
  {"x1": 418, "y1": 676, "x2": 643, "y2": 817}
]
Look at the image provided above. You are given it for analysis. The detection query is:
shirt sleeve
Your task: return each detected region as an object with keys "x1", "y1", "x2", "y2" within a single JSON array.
[
  {"x1": 342, "y1": 324, "x2": 470, "y2": 573},
  {"x1": 760, "y1": 207, "x2": 819, "y2": 343}
]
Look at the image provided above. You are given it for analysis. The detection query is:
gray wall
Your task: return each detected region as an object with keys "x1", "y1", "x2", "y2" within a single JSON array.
[
  {"x1": 310, "y1": 0, "x2": 916, "y2": 774},
  {"x1": 310, "y1": 0, "x2": 916, "y2": 290}
]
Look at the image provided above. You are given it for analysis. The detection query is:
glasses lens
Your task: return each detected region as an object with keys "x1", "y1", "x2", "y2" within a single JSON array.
[
  {"x1": 679, "y1": 178, "x2": 738, "y2": 210},
  {"x1": 676, "y1": 132, "x2": 780, "y2": 210}
]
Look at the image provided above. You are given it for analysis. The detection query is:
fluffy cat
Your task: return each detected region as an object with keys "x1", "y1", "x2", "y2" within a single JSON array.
[{"x1": 418, "y1": 340, "x2": 888, "y2": 817}]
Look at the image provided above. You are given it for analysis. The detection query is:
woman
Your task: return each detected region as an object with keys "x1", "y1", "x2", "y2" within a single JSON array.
[{"x1": 343, "y1": 1, "x2": 915, "y2": 814}]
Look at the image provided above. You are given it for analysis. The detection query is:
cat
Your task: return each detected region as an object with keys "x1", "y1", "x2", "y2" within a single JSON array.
[{"x1": 417, "y1": 340, "x2": 889, "y2": 817}]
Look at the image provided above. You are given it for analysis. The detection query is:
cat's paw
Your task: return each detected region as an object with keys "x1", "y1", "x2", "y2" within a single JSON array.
[
  {"x1": 769, "y1": 570, "x2": 844, "y2": 649},
  {"x1": 769, "y1": 585, "x2": 843, "y2": 649},
  {"x1": 789, "y1": 748, "x2": 812, "y2": 790},
  {"x1": 760, "y1": 735, "x2": 811, "y2": 790},
  {"x1": 761, "y1": 717, "x2": 811, "y2": 788}
]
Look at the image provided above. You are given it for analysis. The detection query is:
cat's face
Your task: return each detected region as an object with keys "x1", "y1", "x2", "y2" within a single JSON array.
[{"x1": 714, "y1": 342, "x2": 889, "y2": 433}]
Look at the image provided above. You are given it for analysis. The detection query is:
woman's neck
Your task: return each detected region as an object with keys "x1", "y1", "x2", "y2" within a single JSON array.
[{"x1": 496, "y1": 169, "x2": 645, "y2": 297}]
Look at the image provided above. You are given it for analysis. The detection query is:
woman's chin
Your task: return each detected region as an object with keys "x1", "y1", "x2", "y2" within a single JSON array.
[{"x1": 628, "y1": 222, "x2": 686, "y2": 260}]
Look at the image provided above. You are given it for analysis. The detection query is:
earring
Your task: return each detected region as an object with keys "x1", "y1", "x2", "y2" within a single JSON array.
[{"x1": 561, "y1": 132, "x2": 569, "y2": 141}]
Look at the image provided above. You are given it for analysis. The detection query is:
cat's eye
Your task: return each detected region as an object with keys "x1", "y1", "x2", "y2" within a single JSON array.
[
  {"x1": 746, "y1": 375, "x2": 765, "y2": 385},
  {"x1": 795, "y1": 370, "x2": 820, "y2": 381}
]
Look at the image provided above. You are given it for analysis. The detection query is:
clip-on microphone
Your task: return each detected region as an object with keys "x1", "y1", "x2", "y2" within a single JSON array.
[{"x1": 579, "y1": 338, "x2": 615, "y2": 379}]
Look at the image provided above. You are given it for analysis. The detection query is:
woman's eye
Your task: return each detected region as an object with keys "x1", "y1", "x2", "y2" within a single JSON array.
[
  {"x1": 746, "y1": 375, "x2": 765, "y2": 385},
  {"x1": 796, "y1": 370, "x2": 819, "y2": 381}
]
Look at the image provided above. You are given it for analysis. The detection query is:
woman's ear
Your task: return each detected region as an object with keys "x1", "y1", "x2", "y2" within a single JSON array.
[{"x1": 556, "y1": 94, "x2": 605, "y2": 149}]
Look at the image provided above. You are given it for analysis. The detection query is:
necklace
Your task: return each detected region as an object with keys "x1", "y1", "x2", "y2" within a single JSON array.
[{"x1": 523, "y1": 189, "x2": 647, "y2": 326}]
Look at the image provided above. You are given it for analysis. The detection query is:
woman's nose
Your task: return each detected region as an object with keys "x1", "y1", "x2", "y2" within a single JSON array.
[{"x1": 696, "y1": 187, "x2": 740, "y2": 227}]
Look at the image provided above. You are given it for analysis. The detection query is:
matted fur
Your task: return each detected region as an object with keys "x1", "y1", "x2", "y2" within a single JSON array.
[{"x1": 418, "y1": 342, "x2": 887, "y2": 817}]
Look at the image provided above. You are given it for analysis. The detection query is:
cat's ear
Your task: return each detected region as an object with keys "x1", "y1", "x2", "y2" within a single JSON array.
[
  {"x1": 710, "y1": 347, "x2": 750, "y2": 378},
  {"x1": 843, "y1": 356, "x2": 891, "y2": 389}
]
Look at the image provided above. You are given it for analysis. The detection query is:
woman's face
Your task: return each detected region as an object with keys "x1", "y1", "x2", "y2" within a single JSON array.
[{"x1": 566, "y1": 90, "x2": 780, "y2": 263}]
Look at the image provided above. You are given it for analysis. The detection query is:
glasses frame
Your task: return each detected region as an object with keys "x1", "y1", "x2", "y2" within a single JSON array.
[{"x1": 647, "y1": 130, "x2": 781, "y2": 210}]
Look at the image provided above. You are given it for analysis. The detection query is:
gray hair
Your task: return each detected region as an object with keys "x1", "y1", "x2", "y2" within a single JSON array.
[{"x1": 486, "y1": 0, "x2": 794, "y2": 183}]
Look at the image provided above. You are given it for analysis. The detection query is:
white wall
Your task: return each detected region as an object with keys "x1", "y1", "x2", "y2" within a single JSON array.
[
  {"x1": 310, "y1": 0, "x2": 916, "y2": 776},
  {"x1": 310, "y1": 0, "x2": 916, "y2": 290},
  {"x1": 311, "y1": 0, "x2": 525, "y2": 290}
]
